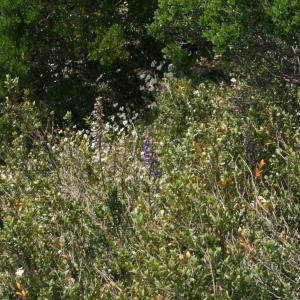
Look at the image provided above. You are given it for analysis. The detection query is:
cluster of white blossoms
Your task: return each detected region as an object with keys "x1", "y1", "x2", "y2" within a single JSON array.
[
  {"x1": 90, "y1": 99, "x2": 139, "y2": 164},
  {"x1": 138, "y1": 61, "x2": 175, "y2": 93},
  {"x1": 15, "y1": 267, "x2": 24, "y2": 277}
]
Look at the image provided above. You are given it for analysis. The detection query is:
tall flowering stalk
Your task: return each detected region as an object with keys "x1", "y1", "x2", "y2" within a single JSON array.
[
  {"x1": 246, "y1": 139, "x2": 256, "y2": 165},
  {"x1": 91, "y1": 96, "x2": 108, "y2": 188},
  {"x1": 91, "y1": 97, "x2": 104, "y2": 164},
  {"x1": 245, "y1": 132, "x2": 257, "y2": 166},
  {"x1": 143, "y1": 136, "x2": 161, "y2": 179}
]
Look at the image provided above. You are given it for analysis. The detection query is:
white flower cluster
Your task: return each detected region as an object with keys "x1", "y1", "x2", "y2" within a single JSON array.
[
  {"x1": 15, "y1": 268, "x2": 25, "y2": 277},
  {"x1": 229, "y1": 73, "x2": 238, "y2": 84},
  {"x1": 90, "y1": 101, "x2": 139, "y2": 164},
  {"x1": 138, "y1": 61, "x2": 175, "y2": 93},
  {"x1": 165, "y1": 63, "x2": 175, "y2": 78}
]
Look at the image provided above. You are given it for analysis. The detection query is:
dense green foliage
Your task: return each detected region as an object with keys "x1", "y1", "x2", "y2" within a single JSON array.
[
  {"x1": 0, "y1": 0, "x2": 300, "y2": 299},
  {"x1": 150, "y1": 0, "x2": 300, "y2": 84},
  {"x1": 0, "y1": 0, "x2": 160, "y2": 121}
]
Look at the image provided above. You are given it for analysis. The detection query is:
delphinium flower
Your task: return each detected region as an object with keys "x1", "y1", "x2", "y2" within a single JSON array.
[
  {"x1": 246, "y1": 139, "x2": 257, "y2": 165},
  {"x1": 143, "y1": 136, "x2": 161, "y2": 194},
  {"x1": 143, "y1": 136, "x2": 161, "y2": 178}
]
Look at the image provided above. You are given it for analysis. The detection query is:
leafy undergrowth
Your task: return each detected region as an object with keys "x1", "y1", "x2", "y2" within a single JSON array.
[{"x1": 0, "y1": 76, "x2": 300, "y2": 299}]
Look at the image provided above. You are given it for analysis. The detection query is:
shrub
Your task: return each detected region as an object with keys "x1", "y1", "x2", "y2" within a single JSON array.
[{"x1": 1, "y1": 78, "x2": 300, "y2": 299}]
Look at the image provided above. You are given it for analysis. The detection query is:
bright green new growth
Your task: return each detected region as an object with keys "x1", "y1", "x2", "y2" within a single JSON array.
[
  {"x1": 90, "y1": 24, "x2": 130, "y2": 67},
  {"x1": 149, "y1": 0, "x2": 300, "y2": 84}
]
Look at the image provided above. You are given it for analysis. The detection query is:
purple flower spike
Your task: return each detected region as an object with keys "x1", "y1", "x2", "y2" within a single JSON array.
[
  {"x1": 93, "y1": 158, "x2": 101, "y2": 164},
  {"x1": 143, "y1": 136, "x2": 161, "y2": 178}
]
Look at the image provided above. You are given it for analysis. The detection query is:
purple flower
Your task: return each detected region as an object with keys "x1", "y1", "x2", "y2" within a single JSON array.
[
  {"x1": 93, "y1": 157, "x2": 101, "y2": 164},
  {"x1": 143, "y1": 137, "x2": 161, "y2": 178},
  {"x1": 246, "y1": 140, "x2": 257, "y2": 165}
]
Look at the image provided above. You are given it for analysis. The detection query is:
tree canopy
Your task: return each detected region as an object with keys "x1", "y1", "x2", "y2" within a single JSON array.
[
  {"x1": 0, "y1": 0, "x2": 160, "y2": 122},
  {"x1": 0, "y1": 0, "x2": 299, "y2": 121}
]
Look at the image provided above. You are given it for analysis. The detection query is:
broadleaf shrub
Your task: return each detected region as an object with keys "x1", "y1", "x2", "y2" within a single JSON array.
[{"x1": 1, "y1": 77, "x2": 300, "y2": 299}]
